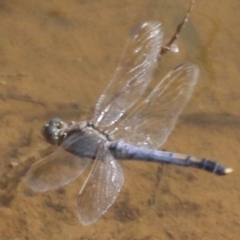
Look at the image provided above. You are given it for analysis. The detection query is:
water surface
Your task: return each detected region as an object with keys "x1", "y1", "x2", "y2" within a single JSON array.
[{"x1": 0, "y1": 0, "x2": 239, "y2": 239}]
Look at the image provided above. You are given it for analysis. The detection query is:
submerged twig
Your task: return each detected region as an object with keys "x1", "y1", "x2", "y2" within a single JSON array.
[
  {"x1": 0, "y1": 93, "x2": 46, "y2": 107},
  {"x1": 160, "y1": 0, "x2": 195, "y2": 56},
  {"x1": 0, "y1": 72, "x2": 30, "y2": 78}
]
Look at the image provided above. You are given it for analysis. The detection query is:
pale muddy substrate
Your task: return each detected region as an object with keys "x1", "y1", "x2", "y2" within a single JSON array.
[{"x1": 0, "y1": 0, "x2": 239, "y2": 239}]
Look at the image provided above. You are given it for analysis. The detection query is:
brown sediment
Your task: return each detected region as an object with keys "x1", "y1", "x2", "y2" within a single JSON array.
[{"x1": 0, "y1": 0, "x2": 239, "y2": 239}]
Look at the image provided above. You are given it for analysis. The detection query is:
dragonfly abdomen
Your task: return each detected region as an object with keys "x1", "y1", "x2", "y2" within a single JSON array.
[{"x1": 109, "y1": 141, "x2": 232, "y2": 175}]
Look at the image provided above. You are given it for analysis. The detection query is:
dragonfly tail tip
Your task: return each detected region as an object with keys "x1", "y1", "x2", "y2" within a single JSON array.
[{"x1": 224, "y1": 168, "x2": 233, "y2": 174}]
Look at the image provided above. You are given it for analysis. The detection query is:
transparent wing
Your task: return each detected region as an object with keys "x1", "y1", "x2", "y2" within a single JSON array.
[
  {"x1": 93, "y1": 22, "x2": 163, "y2": 128},
  {"x1": 114, "y1": 63, "x2": 199, "y2": 149},
  {"x1": 25, "y1": 132, "x2": 92, "y2": 192},
  {"x1": 77, "y1": 144, "x2": 124, "y2": 226}
]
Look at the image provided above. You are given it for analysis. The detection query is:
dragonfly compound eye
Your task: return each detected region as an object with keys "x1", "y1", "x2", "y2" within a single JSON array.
[{"x1": 42, "y1": 118, "x2": 66, "y2": 145}]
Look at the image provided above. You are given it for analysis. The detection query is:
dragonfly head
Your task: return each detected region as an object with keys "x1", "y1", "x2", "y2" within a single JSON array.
[{"x1": 42, "y1": 118, "x2": 68, "y2": 145}]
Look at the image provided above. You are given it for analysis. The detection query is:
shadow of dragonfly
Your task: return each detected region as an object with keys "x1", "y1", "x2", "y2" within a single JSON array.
[{"x1": 25, "y1": 10, "x2": 232, "y2": 226}]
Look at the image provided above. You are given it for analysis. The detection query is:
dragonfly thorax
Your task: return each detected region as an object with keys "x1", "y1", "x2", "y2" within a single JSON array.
[
  {"x1": 59, "y1": 122, "x2": 112, "y2": 159},
  {"x1": 42, "y1": 118, "x2": 112, "y2": 147}
]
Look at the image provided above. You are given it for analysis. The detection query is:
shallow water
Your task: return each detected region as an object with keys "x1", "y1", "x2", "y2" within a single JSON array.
[{"x1": 0, "y1": 0, "x2": 239, "y2": 239}]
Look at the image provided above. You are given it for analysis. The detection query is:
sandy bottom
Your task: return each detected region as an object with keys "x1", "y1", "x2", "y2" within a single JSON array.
[{"x1": 0, "y1": 0, "x2": 239, "y2": 239}]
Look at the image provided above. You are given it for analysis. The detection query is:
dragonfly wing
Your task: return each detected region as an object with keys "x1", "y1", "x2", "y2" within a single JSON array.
[
  {"x1": 93, "y1": 22, "x2": 163, "y2": 128},
  {"x1": 77, "y1": 144, "x2": 124, "y2": 225},
  {"x1": 114, "y1": 63, "x2": 199, "y2": 149},
  {"x1": 25, "y1": 132, "x2": 92, "y2": 192}
]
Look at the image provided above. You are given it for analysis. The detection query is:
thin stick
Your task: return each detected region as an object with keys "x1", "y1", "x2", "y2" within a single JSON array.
[
  {"x1": 0, "y1": 93, "x2": 46, "y2": 107},
  {"x1": 160, "y1": 0, "x2": 195, "y2": 55}
]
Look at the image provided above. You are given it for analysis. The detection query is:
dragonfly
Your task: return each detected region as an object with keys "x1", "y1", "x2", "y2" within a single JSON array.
[{"x1": 25, "y1": 1, "x2": 232, "y2": 226}]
